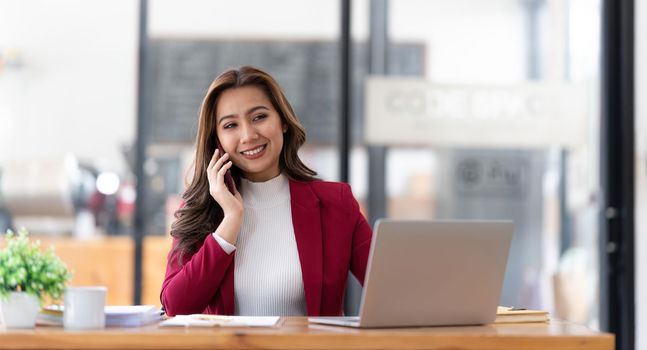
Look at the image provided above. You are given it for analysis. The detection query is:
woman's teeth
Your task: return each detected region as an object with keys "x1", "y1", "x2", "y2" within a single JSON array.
[{"x1": 241, "y1": 145, "x2": 265, "y2": 156}]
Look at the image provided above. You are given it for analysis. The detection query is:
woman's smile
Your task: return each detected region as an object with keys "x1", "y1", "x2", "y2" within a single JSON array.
[{"x1": 240, "y1": 144, "x2": 267, "y2": 159}]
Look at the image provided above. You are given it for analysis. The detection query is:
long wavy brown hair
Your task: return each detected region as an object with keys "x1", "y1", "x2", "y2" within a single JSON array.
[{"x1": 170, "y1": 66, "x2": 317, "y2": 262}]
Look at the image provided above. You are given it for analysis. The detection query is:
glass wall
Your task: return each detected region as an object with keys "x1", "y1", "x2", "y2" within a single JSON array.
[
  {"x1": 0, "y1": 0, "x2": 139, "y2": 236},
  {"x1": 368, "y1": 0, "x2": 602, "y2": 328}
]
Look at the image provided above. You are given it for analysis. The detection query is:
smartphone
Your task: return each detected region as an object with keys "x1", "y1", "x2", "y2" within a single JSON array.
[{"x1": 215, "y1": 137, "x2": 237, "y2": 194}]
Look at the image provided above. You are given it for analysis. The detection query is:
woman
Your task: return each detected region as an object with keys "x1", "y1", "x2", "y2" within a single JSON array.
[{"x1": 160, "y1": 66, "x2": 372, "y2": 317}]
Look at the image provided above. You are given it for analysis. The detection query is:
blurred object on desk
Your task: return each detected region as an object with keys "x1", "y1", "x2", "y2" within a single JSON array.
[
  {"x1": 1, "y1": 155, "x2": 79, "y2": 217},
  {"x1": 552, "y1": 247, "x2": 595, "y2": 325},
  {"x1": 0, "y1": 157, "x2": 75, "y2": 234},
  {"x1": 0, "y1": 154, "x2": 134, "y2": 237}
]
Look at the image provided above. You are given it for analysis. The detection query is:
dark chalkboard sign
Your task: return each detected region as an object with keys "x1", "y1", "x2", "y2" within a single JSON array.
[{"x1": 148, "y1": 39, "x2": 425, "y2": 144}]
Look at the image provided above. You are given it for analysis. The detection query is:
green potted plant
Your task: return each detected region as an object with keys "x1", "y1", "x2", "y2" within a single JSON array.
[{"x1": 0, "y1": 228, "x2": 71, "y2": 328}]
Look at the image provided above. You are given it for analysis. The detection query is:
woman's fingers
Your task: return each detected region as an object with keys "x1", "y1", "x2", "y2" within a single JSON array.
[
  {"x1": 211, "y1": 153, "x2": 230, "y2": 174},
  {"x1": 211, "y1": 160, "x2": 234, "y2": 197},
  {"x1": 218, "y1": 160, "x2": 232, "y2": 174},
  {"x1": 216, "y1": 161, "x2": 233, "y2": 184},
  {"x1": 208, "y1": 149, "x2": 230, "y2": 172},
  {"x1": 206, "y1": 150, "x2": 242, "y2": 214},
  {"x1": 207, "y1": 149, "x2": 219, "y2": 171},
  {"x1": 207, "y1": 151, "x2": 230, "y2": 186}
]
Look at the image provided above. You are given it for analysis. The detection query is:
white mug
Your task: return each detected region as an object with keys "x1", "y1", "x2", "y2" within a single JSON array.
[{"x1": 63, "y1": 286, "x2": 106, "y2": 330}]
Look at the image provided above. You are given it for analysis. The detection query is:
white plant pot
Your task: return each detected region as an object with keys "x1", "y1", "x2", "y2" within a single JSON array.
[{"x1": 0, "y1": 292, "x2": 41, "y2": 329}]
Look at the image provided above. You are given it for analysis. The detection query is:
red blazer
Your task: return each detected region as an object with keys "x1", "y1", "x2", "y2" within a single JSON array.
[{"x1": 160, "y1": 179, "x2": 373, "y2": 316}]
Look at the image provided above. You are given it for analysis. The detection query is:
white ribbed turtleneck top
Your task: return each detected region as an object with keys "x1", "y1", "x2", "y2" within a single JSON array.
[{"x1": 212, "y1": 173, "x2": 307, "y2": 316}]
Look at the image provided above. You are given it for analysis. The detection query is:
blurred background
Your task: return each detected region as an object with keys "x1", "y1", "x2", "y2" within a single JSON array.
[{"x1": 0, "y1": 1, "x2": 644, "y2": 348}]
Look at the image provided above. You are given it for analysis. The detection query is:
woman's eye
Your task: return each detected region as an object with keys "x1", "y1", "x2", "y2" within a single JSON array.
[
  {"x1": 253, "y1": 114, "x2": 267, "y2": 121},
  {"x1": 224, "y1": 123, "x2": 237, "y2": 129}
]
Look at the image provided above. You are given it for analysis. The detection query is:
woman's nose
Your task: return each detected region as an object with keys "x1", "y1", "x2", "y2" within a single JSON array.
[{"x1": 240, "y1": 123, "x2": 259, "y2": 143}]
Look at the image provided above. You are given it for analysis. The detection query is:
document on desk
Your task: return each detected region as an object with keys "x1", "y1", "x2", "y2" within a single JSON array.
[
  {"x1": 159, "y1": 315, "x2": 280, "y2": 327},
  {"x1": 105, "y1": 305, "x2": 164, "y2": 327},
  {"x1": 494, "y1": 306, "x2": 549, "y2": 323}
]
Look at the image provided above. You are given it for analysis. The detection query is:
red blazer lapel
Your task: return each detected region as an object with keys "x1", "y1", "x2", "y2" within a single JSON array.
[{"x1": 289, "y1": 179, "x2": 323, "y2": 316}]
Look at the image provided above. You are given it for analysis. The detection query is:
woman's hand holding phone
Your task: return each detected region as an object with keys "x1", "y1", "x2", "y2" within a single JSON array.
[{"x1": 207, "y1": 149, "x2": 243, "y2": 245}]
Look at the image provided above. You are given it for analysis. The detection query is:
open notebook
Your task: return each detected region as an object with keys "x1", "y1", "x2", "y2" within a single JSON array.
[{"x1": 159, "y1": 315, "x2": 279, "y2": 327}]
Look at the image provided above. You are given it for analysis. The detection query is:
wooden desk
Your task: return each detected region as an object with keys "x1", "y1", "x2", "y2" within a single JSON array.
[{"x1": 0, "y1": 318, "x2": 614, "y2": 350}]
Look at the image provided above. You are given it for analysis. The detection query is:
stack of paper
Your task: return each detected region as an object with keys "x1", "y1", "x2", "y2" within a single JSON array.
[
  {"x1": 36, "y1": 305, "x2": 163, "y2": 327},
  {"x1": 160, "y1": 315, "x2": 279, "y2": 327},
  {"x1": 37, "y1": 305, "x2": 64, "y2": 326},
  {"x1": 495, "y1": 306, "x2": 549, "y2": 323},
  {"x1": 105, "y1": 305, "x2": 164, "y2": 327}
]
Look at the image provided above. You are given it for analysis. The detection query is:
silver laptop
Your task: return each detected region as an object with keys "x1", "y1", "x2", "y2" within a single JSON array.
[{"x1": 309, "y1": 219, "x2": 513, "y2": 328}]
